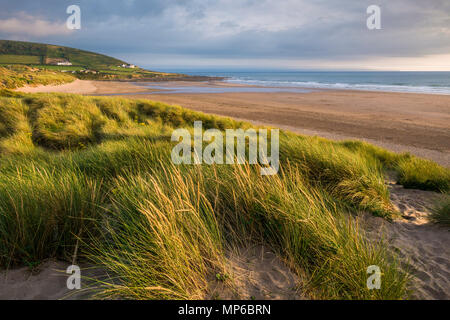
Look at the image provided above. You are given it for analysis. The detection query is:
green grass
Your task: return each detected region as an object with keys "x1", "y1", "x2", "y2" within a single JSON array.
[
  {"x1": 0, "y1": 54, "x2": 40, "y2": 64},
  {"x1": 0, "y1": 168, "x2": 104, "y2": 267},
  {"x1": 280, "y1": 135, "x2": 393, "y2": 217},
  {"x1": 430, "y1": 198, "x2": 450, "y2": 227},
  {"x1": 396, "y1": 157, "x2": 450, "y2": 192},
  {"x1": 2, "y1": 91, "x2": 449, "y2": 299},
  {"x1": 338, "y1": 140, "x2": 450, "y2": 193},
  {"x1": 86, "y1": 164, "x2": 408, "y2": 300},
  {"x1": 30, "y1": 65, "x2": 84, "y2": 71},
  {"x1": 29, "y1": 95, "x2": 106, "y2": 149}
]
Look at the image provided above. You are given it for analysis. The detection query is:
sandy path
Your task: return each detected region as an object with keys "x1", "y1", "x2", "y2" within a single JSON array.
[
  {"x1": 15, "y1": 79, "x2": 149, "y2": 95},
  {"x1": 15, "y1": 79, "x2": 98, "y2": 94},
  {"x1": 362, "y1": 181, "x2": 450, "y2": 300}
]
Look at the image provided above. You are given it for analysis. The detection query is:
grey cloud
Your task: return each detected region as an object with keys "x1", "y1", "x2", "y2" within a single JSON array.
[{"x1": 0, "y1": 0, "x2": 449, "y2": 67}]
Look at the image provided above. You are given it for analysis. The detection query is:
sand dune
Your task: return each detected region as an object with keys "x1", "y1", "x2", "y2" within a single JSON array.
[
  {"x1": 139, "y1": 89, "x2": 450, "y2": 167},
  {"x1": 5, "y1": 80, "x2": 448, "y2": 300}
]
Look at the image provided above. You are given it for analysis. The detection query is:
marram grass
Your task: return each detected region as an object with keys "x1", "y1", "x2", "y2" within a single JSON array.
[
  {"x1": 430, "y1": 198, "x2": 450, "y2": 227},
  {"x1": 0, "y1": 65, "x2": 75, "y2": 89}
]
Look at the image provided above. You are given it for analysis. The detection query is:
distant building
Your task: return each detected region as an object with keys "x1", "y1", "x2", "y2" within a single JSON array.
[
  {"x1": 57, "y1": 61, "x2": 73, "y2": 66},
  {"x1": 120, "y1": 63, "x2": 136, "y2": 69}
]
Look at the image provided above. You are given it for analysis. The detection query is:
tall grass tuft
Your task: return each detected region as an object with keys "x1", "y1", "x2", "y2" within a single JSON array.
[
  {"x1": 396, "y1": 157, "x2": 450, "y2": 192},
  {"x1": 28, "y1": 95, "x2": 106, "y2": 149},
  {"x1": 280, "y1": 134, "x2": 393, "y2": 217},
  {"x1": 430, "y1": 198, "x2": 450, "y2": 227},
  {"x1": 0, "y1": 167, "x2": 104, "y2": 267},
  {"x1": 201, "y1": 163, "x2": 408, "y2": 299},
  {"x1": 87, "y1": 168, "x2": 226, "y2": 300}
]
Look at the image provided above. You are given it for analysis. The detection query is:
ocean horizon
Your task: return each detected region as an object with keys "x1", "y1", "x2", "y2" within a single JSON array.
[{"x1": 175, "y1": 71, "x2": 450, "y2": 95}]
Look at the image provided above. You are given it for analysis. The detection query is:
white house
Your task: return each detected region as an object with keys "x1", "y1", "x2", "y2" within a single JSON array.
[
  {"x1": 120, "y1": 63, "x2": 136, "y2": 69},
  {"x1": 57, "y1": 61, "x2": 73, "y2": 66}
]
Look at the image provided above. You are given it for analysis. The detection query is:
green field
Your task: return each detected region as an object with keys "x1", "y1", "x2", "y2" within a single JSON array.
[
  {"x1": 0, "y1": 54, "x2": 41, "y2": 64},
  {"x1": 30, "y1": 64, "x2": 84, "y2": 71}
]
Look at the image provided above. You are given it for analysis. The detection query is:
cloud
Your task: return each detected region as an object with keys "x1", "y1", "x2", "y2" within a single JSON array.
[
  {"x1": 0, "y1": 12, "x2": 71, "y2": 37},
  {"x1": 0, "y1": 0, "x2": 449, "y2": 69}
]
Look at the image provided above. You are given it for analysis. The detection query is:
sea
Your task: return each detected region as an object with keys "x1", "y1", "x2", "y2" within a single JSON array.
[{"x1": 178, "y1": 71, "x2": 450, "y2": 95}]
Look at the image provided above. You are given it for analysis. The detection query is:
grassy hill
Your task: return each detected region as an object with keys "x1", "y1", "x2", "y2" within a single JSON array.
[
  {"x1": 0, "y1": 40, "x2": 125, "y2": 69},
  {"x1": 0, "y1": 40, "x2": 188, "y2": 81}
]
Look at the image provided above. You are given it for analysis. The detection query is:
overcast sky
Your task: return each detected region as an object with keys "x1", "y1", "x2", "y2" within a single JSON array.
[{"x1": 1, "y1": 0, "x2": 449, "y2": 71}]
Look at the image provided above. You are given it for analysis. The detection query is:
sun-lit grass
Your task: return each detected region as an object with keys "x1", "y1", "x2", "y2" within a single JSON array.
[
  {"x1": 84, "y1": 163, "x2": 408, "y2": 300},
  {"x1": 430, "y1": 198, "x2": 450, "y2": 227},
  {"x1": 280, "y1": 134, "x2": 393, "y2": 218},
  {"x1": 29, "y1": 95, "x2": 106, "y2": 149},
  {"x1": 87, "y1": 168, "x2": 227, "y2": 300},
  {"x1": 396, "y1": 157, "x2": 450, "y2": 192},
  {"x1": 338, "y1": 140, "x2": 450, "y2": 193},
  {"x1": 0, "y1": 65, "x2": 75, "y2": 89}
]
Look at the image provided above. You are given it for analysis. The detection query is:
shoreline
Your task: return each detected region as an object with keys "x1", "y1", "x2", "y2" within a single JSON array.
[{"x1": 15, "y1": 79, "x2": 450, "y2": 167}]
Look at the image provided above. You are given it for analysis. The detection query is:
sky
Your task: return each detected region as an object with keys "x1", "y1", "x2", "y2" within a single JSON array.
[{"x1": 1, "y1": 0, "x2": 449, "y2": 71}]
